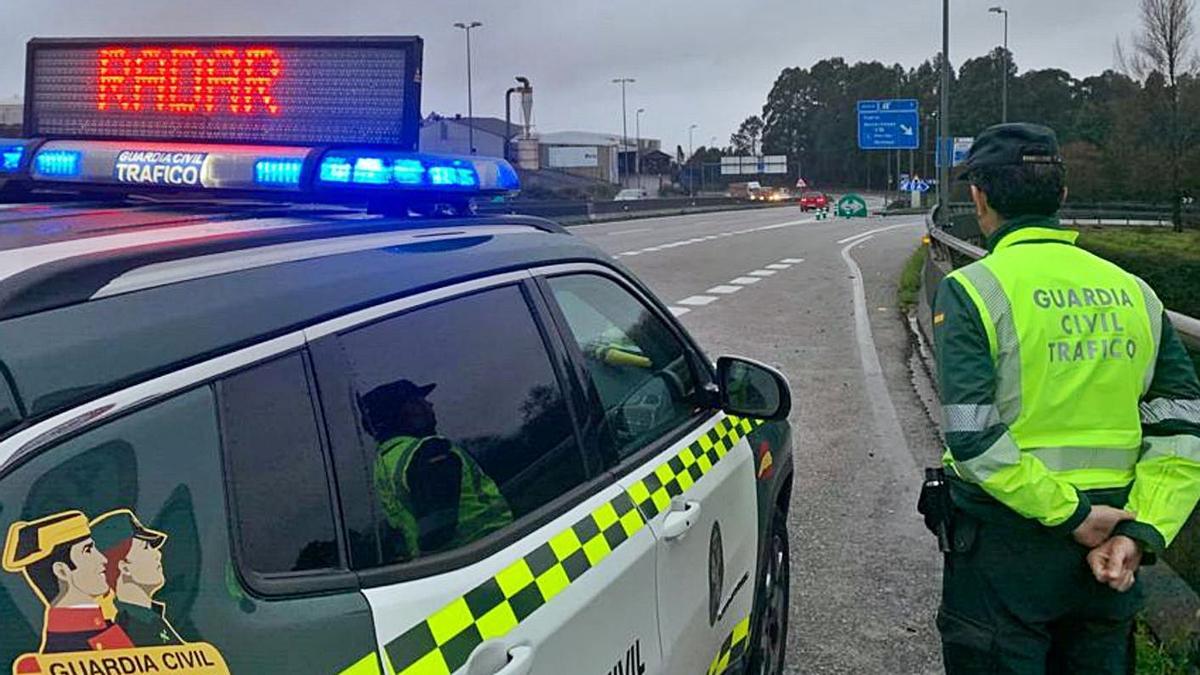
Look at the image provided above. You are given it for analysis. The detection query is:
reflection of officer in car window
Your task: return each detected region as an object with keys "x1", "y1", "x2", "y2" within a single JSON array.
[{"x1": 359, "y1": 380, "x2": 513, "y2": 559}]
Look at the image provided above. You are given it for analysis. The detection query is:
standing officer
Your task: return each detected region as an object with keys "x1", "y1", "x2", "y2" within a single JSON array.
[{"x1": 931, "y1": 123, "x2": 1200, "y2": 673}]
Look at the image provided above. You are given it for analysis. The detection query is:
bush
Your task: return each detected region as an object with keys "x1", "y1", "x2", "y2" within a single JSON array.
[
  {"x1": 898, "y1": 244, "x2": 928, "y2": 310},
  {"x1": 1075, "y1": 228, "x2": 1200, "y2": 318}
]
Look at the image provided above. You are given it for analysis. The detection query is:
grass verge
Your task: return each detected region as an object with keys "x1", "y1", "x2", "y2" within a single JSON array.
[
  {"x1": 898, "y1": 243, "x2": 928, "y2": 311},
  {"x1": 1136, "y1": 617, "x2": 1194, "y2": 674},
  {"x1": 1075, "y1": 227, "x2": 1200, "y2": 319}
]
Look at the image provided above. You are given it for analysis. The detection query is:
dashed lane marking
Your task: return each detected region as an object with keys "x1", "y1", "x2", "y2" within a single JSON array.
[
  {"x1": 678, "y1": 295, "x2": 720, "y2": 307},
  {"x1": 749, "y1": 270, "x2": 777, "y2": 277},
  {"x1": 765, "y1": 263, "x2": 791, "y2": 270},
  {"x1": 780, "y1": 258, "x2": 805, "y2": 263},
  {"x1": 707, "y1": 285, "x2": 743, "y2": 294},
  {"x1": 729, "y1": 277, "x2": 762, "y2": 285},
  {"x1": 669, "y1": 307, "x2": 691, "y2": 317}
]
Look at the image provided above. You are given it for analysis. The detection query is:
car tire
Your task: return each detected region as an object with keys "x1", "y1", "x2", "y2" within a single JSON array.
[{"x1": 745, "y1": 510, "x2": 790, "y2": 675}]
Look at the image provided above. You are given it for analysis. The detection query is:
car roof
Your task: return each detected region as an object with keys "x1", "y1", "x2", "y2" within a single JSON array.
[{"x1": 0, "y1": 200, "x2": 610, "y2": 438}]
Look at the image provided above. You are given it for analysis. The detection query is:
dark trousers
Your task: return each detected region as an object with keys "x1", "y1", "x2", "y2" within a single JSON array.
[{"x1": 937, "y1": 513, "x2": 1142, "y2": 675}]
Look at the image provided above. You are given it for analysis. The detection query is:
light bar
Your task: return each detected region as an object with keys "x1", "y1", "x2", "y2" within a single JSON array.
[{"x1": 17, "y1": 140, "x2": 519, "y2": 199}]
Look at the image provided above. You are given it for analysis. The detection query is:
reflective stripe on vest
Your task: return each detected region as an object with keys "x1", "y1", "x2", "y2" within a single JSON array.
[
  {"x1": 1026, "y1": 446, "x2": 1139, "y2": 472},
  {"x1": 952, "y1": 263, "x2": 1023, "y2": 426}
]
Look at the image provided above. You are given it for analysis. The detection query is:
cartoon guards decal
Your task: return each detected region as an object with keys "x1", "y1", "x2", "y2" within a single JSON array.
[{"x1": 3, "y1": 509, "x2": 229, "y2": 675}]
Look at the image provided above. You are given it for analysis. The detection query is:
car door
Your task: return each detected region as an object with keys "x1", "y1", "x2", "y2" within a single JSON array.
[
  {"x1": 308, "y1": 278, "x2": 663, "y2": 675},
  {"x1": 0, "y1": 355, "x2": 379, "y2": 675},
  {"x1": 536, "y1": 266, "x2": 760, "y2": 675}
]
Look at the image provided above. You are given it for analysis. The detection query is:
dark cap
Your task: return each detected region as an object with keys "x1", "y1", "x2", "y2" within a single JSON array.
[
  {"x1": 960, "y1": 123, "x2": 1063, "y2": 177},
  {"x1": 89, "y1": 509, "x2": 167, "y2": 553},
  {"x1": 360, "y1": 378, "x2": 435, "y2": 416}
]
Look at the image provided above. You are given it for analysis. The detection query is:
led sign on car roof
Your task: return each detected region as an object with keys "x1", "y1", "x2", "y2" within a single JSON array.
[
  {"x1": 25, "y1": 37, "x2": 423, "y2": 148},
  {"x1": 5, "y1": 35, "x2": 521, "y2": 202}
]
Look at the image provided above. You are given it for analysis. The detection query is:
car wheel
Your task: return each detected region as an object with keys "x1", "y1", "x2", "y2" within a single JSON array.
[{"x1": 746, "y1": 510, "x2": 789, "y2": 675}]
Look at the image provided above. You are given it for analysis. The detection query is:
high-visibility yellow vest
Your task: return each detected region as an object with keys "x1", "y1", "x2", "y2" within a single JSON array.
[{"x1": 947, "y1": 226, "x2": 1163, "y2": 511}]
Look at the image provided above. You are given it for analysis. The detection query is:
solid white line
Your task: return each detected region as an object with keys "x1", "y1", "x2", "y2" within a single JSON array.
[
  {"x1": 669, "y1": 306, "x2": 691, "y2": 317},
  {"x1": 678, "y1": 295, "x2": 720, "y2": 307},
  {"x1": 730, "y1": 277, "x2": 762, "y2": 285},
  {"x1": 606, "y1": 227, "x2": 651, "y2": 236},
  {"x1": 749, "y1": 270, "x2": 777, "y2": 277},
  {"x1": 840, "y1": 236, "x2": 920, "y2": 489},
  {"x1": 620, "y1": 251, "x2": 640, "y2": 256},
  {"x1": 837, "y1": 221, "x2": 918, "y2": 245},
  {"x1": 707, "y1": 285, "x2": 743, "y2": 294},
  {"x1": 765, "y1": 264, "x2": 791, "y2": 270}
]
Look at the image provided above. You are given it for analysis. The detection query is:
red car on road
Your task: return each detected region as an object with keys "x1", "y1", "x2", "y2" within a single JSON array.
[{"x1": 799, "y1": 191, "x2": 829, "y2": 211}]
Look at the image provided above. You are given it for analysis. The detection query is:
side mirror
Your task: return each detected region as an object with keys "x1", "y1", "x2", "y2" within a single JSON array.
[{"x1": 716, "y1": 356, "x2": 792, "y2": 421}]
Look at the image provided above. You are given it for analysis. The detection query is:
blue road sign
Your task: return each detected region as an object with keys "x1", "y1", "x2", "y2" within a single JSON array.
[
  {"x1": 857, "y1": 99, "x2": 920, "y2": 150},
  {"x1": 900, "y1": 178, "x2": 931, "y2": 193}
]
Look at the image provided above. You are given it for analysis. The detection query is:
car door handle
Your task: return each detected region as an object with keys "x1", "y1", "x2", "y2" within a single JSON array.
[
  {"x1": 493, "y1": 646, "x2": 534, "y2": 675},
  {"x1": 466, "y1": 642, "x2": 534, "y2": 675},
  {"x1": 663, "y1": 500, "x2": 701, "y2": 540}
]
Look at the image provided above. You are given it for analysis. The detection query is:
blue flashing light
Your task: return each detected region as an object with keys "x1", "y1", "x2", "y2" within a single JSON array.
[
  {"x1": 254, "y1": 158, "x2": 303, "y2": 186},
  {"x1": 392, "y1": 159, "x2": 425, "y2": 185},
  {"x1": 317, "y1": 152, "x2": 513, "y2": 193},
  {"x1": 352, "y1": 157, "x2": 391, "y2": 185},
  {"x1": 1, "y1": 145, "x2": 24, "y2": 173},
  {"x1": 496, "y1": 161, "x2": 520, "y2": 191},
  {"x1": 35, "y1": 150, "x2": 82, "y2": 177},
  {"x1": 319, "y1": 157, "x2": 352, "y2": 183}
]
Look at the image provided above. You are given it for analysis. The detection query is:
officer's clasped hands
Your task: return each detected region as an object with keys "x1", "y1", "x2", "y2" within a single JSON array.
[
  {"x1": 1087, "y1": 535, "x2": 1143, "y2": 593},
  {"x1": 1073, "y1": 505, "x2": 1139, "y2": 592}
]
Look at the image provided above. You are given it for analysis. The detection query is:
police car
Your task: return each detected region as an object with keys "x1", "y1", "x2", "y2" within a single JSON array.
[{"x1": 0, "y1": 36, "x2": 795, "y2": 675}]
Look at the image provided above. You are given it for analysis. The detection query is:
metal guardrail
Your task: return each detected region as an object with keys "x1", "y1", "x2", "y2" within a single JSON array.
[
  {"x1": 476, "y1": 196, "x2": 790, "y2": 222},
  {"x1": 925, "y1": 209, "x2": 1200, "y2": 351}
]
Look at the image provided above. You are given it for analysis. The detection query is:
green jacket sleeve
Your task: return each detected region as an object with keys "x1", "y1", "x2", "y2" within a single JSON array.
[
  {"x1": 934, "y1": 274, "x2": 1090, "y2": 532},
  {"x1": 1117, "y1": 313, "x2": 1200, "y2": 552}
]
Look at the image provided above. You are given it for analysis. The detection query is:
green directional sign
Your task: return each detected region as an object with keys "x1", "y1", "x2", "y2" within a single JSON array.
[{"x1": 836, "y1": 194, "x2": 868, "y2": 219}]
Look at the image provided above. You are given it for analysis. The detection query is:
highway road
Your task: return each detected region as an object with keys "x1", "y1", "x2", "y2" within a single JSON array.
[{"x1": 574, "y1": 207, "x2": 945, "y2": 674}]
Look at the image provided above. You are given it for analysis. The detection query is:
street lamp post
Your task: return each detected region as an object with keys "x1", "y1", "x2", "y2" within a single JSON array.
[
  {"x1": 612, "y1": 78, "x2": 635, "y2": 185},
  {"x1": 688, "y1": 124, "x2": 698, "y2": 195},
  {"x1": 989, "y1": 6, "x2": 1009, "y2": 123},
  {"x1": 453, "y1": 21, "x2": 483, "y2": 154},
  {"x1": 635, "y1": 108, "x2": 645, "y2": 176},
  {"x1": 938, "y1": 0, "x2": 951, "y2": 212}
]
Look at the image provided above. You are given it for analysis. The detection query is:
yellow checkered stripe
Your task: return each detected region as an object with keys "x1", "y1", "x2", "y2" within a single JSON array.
[
  {"x1": 627, "y1": 415, "x2": 763, "y2": 522},
  {"x1": 706, "y1": 614, "x2": 751, "y2": 675},
  {"x1": 361, "y1": 415, "x2": 762, "y2": 675}
]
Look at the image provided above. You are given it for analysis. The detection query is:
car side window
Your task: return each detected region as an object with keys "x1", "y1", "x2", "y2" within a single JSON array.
[
  {"x1": 545, "y1": 273, "x2": 702, "y2": 461},
  {"x1": 217, "y1": 353, "x2": 339, "y2": 576},
  {"x1": 336, "y1": 284, "x2": 587, "y2": 567}
]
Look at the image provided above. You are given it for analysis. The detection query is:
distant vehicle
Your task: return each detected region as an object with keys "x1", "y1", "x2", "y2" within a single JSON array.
[
  {"x1": 729, "y1": 181, "x2": 765, "y2": 201},
  {"x1": 614, "y1": 188, "x2": 650, "y2": 201},
  {"x1": 799, "y1": 191, "x2": 830, "y2": 211},
  {"x1": 767, "y1": 188, "x2": 792, "y2": 202}
]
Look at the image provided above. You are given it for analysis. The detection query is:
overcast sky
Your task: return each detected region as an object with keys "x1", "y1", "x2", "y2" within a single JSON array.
[{"x1": 1, "y1": 1, "x2": 1141, "y2": 151}]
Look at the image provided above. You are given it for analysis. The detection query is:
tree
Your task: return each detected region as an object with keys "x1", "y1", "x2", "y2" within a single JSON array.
[
  {"x1": 730, "y1": 116, "x2": 765, "y2": 155},
  {"x1": 1122, "y1": 0, "x2": 1198, "y2": 230}
]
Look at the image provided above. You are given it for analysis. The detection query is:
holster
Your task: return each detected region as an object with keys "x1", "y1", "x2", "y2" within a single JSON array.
[{"x1": 918, "y1": 467, "x2": 954, "y2": 554}]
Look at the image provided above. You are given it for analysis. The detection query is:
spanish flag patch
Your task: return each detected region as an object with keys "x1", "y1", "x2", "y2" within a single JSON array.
[{"x1": 933, "y1": 312, "x2": 945, "y2": 326}]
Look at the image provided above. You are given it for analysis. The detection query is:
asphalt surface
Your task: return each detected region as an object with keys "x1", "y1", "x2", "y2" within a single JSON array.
[{"x1": 573, "y1": 206, "x2": 946, "y2": 674}]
